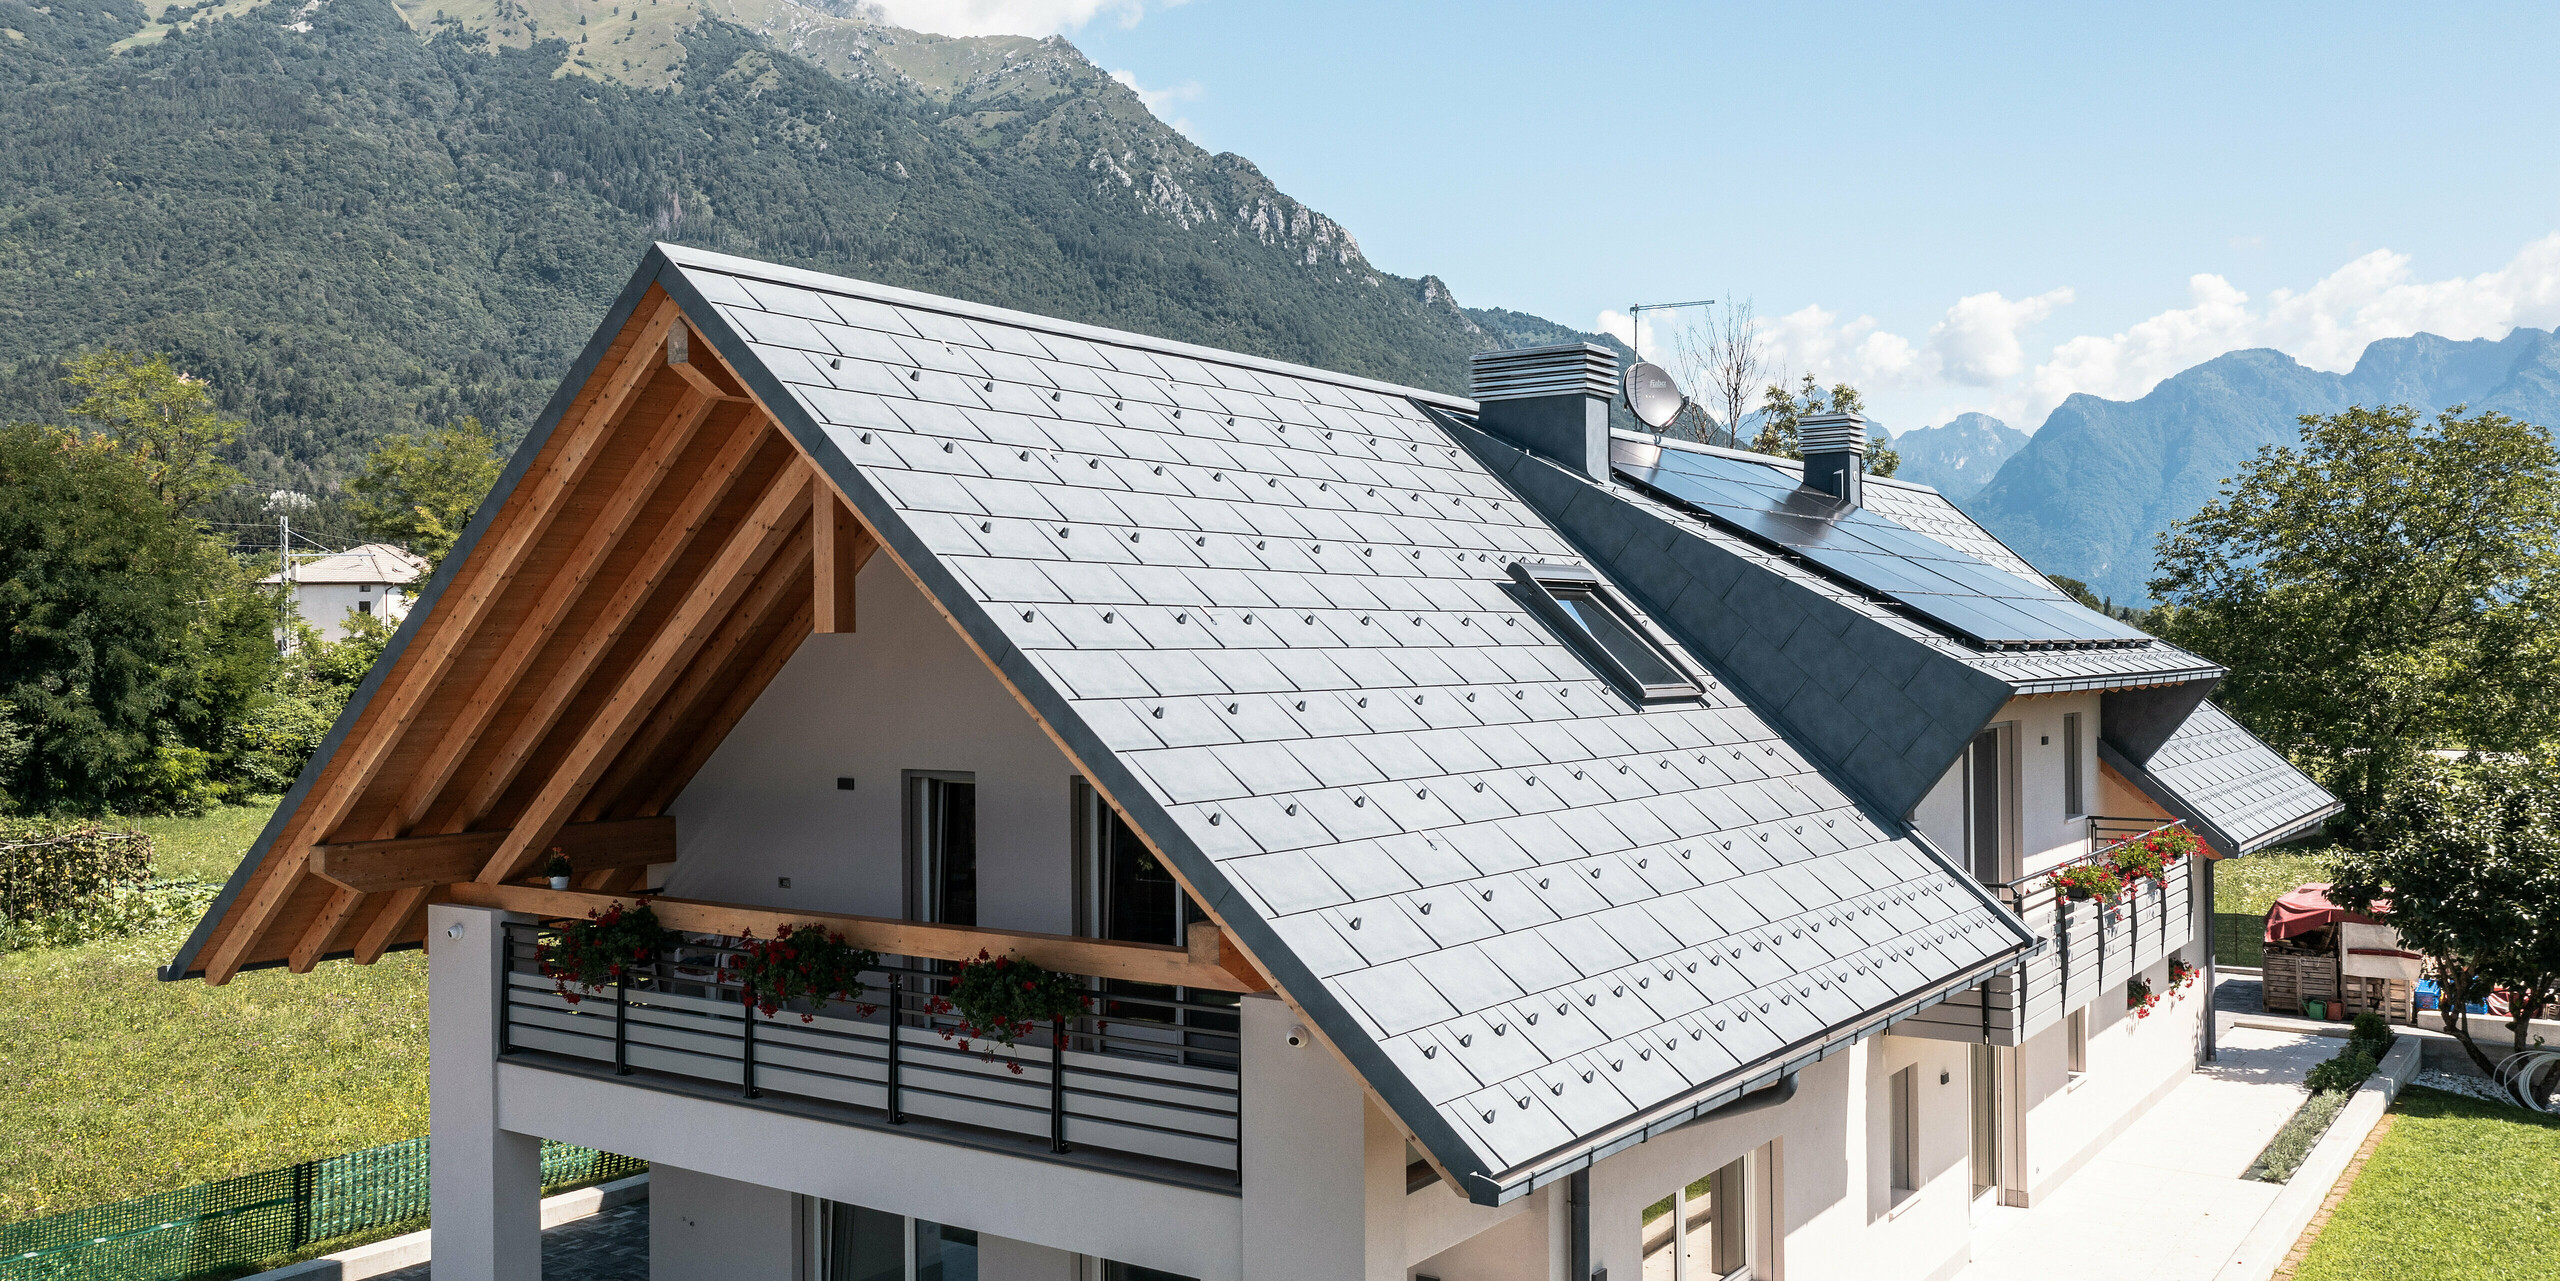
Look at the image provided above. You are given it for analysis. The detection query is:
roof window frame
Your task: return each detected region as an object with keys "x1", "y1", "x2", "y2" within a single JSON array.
[{"x1": 1507, "y1": 560, "x2": 1704, "y2": 704}]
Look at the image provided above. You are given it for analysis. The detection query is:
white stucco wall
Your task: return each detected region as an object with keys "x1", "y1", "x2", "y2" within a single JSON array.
[
  {"x1": 2014, "y1": 955, "x2": 2209, "y2": 1201},
  {"x1": 651, "y1": 1165, "x2": 803, "y2": 1281},
  {"x1": 291, "y1": 581, "x2": 411, "y2": 641},
  {"x1": 667, "y1": 553, "x2": 1081, "y2": 931}
]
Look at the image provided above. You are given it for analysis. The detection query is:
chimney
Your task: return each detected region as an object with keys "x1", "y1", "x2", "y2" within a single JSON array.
[
  {"x1": 1797, "y1": 410, "x2": 1867, "y2": 507},
  {"x1": 1468, "y1": 343, "x2": 1619, "y2": 483}
]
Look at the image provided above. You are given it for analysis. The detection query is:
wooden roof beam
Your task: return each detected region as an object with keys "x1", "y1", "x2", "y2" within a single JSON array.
[
  {"x1": 313, "y1": 816, "x2": 677, "y2": 894},
  {"x1": 580, "y1": 522, "x2": 814, "y2": 823},
  {"x1": 813, "y1": 486, "x2": 863, "y2": 634},
  {"x1": 200, "y1": 293, "x2": 685, "y2": 984},
  {"x1": 382, "y1": 386, "x2": 721, "y2": 844},
  {"x1": 476, "y1": 459, "x2": 815, "y2": 884},
  {"x1": 440, "y1": 411, "x2": 776, "y2": 834},
  {"x1": 438, "y1": 884, "x2": 1270, "y2": 994}
]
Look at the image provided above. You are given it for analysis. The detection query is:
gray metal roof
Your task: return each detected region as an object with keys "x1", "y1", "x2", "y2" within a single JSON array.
[
  {"x1": 657, "y1": 245, "x2": 2035, "y2": 1204},
  {"x1": 2105, "y1": 701, "x2": 2340, "y2": 853}
]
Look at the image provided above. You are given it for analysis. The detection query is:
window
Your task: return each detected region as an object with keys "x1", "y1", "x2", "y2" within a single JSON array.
[
  {"x1": 1889, "y1": 1065, "x2": 1919, "y2": 1199},
  {"x1": 1073, "y1": 781, "x2": 1239, "y2": 1065},
  {"x1": 1640, "y1": 1146, "x2": 1766, "y2": 1279},
  {"x1": 819, "y1": 1202, "x2": 904, "y2": 1281},
  {"x1": 904, "y1": 772, "x2": 976, "y2": 926},
  {"x1": 2066, "y1": 1008, "x2": 2089, "y2": 1080},
  {"x1": 356, "y1": 600, "x2": 373, "y2": 614},
  {"x1": 2062, "y1": 712, "x2": 2085, "y2": 818},
  {"x1": 1966, "y1": 727, "x2": 2012, "y2": 885},
  {"x1": 1507, "y1": 562, "x2": 1700, "y2": 702}
]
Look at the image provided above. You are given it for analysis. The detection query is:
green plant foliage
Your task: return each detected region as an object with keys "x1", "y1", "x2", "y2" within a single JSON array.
[
  {"x1": 2329, "y1": 753, "x2": 2560, "y2": 1077},
  {"x1": 0, "y1": 424, "x2": 280, "y2": 814},
  {"x1": 2246, "y1": 1086, "x2": 2350, "y2": 1183},
  {"x1": 934, "y1": 950, "x2": 1091, "y2": 1068},
  {"x1": 0, "y1": 819, "x2": 150, "y2": 923},
  {"x1": 536, "y1": 900, "x2": 680, "y2": 1001},
  {"x1": 2047, "y1": 862, "x2": 2125, "y2": 903},
  {"x1": 347, "y1": 417, "x2": 504, "y2": 567},
  {"x1": 62, "y1": 347, "x2": 244, "y2": 509},
  {"x1": 1749, "y1": 374, "x2": 1899, "y2": 476},
  {"x1": 726, "y1": 924, "x2": 879, "y2": 1022},
  {"x1": 2151, "y1": 404, "x2": 2560, "y2": 842},
  {"x1": 2307, "y1": 1048, "x2": 2380, "y2": 1096}
]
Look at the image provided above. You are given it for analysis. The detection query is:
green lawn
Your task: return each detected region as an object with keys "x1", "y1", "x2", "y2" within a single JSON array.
[
  {"x1": 2292, "y1": 1086, "x2": 2560, "y2": 1281},
  {"x1": 0, "y1": 798, "x2": 431, "y2": 1225},
  {"x1": 117, "y1": 796, "x2": 284, "y2": 884},
  {"x1": 2217, "y1": 848, "x2": 2333, "y2": 915}
]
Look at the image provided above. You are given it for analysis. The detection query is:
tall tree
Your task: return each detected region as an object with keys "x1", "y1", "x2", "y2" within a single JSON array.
[
  {"x1": 2329, "y1": 755, "x2": 2560, "y2": 1079},
  {"x1": 63, "y1": 350, "x2": 243, "y2": 510},
  {"x1": 2149, "y1": 404, "x2": 2560, "y2": 841},
  {"x1": 348, "y1": 418, "x2": 507, "y2": 567},
  {"x1": 0, "y1": 425, "x2": 275, "y2": 813},
  {"x1": 1673, "y1": 300, "x2": 1762, "y2": 449}
]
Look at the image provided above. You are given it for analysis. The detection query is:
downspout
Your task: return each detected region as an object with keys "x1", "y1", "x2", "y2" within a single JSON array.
[
  {"x1": 1570, "y1": 1072, "x2": 1801, "y2": 1279},
  {"x1": 2203, "y1": 857, "x2": 2218, "y2": 1063}
]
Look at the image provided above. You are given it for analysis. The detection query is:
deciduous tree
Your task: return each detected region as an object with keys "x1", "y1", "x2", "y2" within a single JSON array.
[
  {"x1": 348, "y1": 418, "x2": 506, "y2": 567},
  {"x1": 2149, "y1": 405, "x2": 2560, "y2": 841},
  {"x1": 63, "y1": 349, "x2": 243, "y2": 510}
]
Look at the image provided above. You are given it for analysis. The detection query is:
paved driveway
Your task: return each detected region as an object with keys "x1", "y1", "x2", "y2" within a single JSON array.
[
  {"x1": 1950, "y1": 1016, "x2": 2334, "y2": 1281},
  {"x1": 373, "y1": 1200, "x2": 648, "y2": 1281}
]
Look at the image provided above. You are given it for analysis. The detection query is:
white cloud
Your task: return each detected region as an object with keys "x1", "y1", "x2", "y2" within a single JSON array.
[
  {"x1": 1593, "y1": 308, "x2": 1667, "y2": 358},
  {"x1": 861, "y1": 0, "x2": 1179, "y2": 38},
  {"x1": 1109, "y1": 69, "x2": 1204, "y2": 143},
  {"x1": 1930, "y1": 287, "x2": 2073, "y2": 386},
  {"x1": 1759, "y1": 231, "x2": 2560, "y2": 430}
]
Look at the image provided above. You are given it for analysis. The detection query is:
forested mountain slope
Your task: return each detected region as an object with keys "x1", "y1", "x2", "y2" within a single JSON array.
[
  {"x1": 0, "y1": 0, "x2": 1612, "y2": 487},
  {"x1": 1969, "y1": 328, "x2": 2560, "y2": 602}
]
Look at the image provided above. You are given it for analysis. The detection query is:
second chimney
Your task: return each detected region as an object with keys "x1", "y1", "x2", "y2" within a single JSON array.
[
  {"x1": 1797, "y1": 410, "x2": 1868, "y2": 507},
  {"x1": 1468, "y1": 343, "x2": 1619, "y2": 483}
]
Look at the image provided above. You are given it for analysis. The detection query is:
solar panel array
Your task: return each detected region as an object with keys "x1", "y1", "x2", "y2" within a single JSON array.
[{"x1": 1616, "y1": 447, "x2": 2152, "y2": 649}]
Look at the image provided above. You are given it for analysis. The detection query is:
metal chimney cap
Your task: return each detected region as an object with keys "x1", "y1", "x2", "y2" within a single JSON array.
[
  {"x1": 1797, "y1": 411, "x2": 1869, "y2": 456},
  {"x1": 1469, "y1": 343, "x2": 1620, "y2": 403}
]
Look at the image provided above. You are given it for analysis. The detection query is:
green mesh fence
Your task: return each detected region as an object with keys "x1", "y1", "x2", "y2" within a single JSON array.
[
  {"x1": 0, "y1": 1138, "x2": 643, "y2": 1281},
  {"x1": 2215, "y1": 912, "x2": 2266, "y2": 968}
]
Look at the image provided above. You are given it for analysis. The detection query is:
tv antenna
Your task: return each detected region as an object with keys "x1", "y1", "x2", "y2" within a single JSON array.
[{"x1": 1625, "y1": 298, "x2": 1715, "y2": 361}]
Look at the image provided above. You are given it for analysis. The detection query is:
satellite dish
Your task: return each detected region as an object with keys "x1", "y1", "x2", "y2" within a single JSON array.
[{"x1": 1624, "y1": 361, "x2": 1686, "y2": 431}]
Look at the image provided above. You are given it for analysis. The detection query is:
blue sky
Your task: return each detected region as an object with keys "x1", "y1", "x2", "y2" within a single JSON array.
[{"x1": 881, "y1": 2, "x2": 2560, "y2": 432}]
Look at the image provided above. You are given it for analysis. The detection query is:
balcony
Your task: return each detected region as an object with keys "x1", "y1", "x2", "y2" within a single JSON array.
[
  {"x1": 487, "y1": 910, "x2": 1246, "y2": 1194},
  {"x1": 1900, "y1": 819, "x2": 2199, "y2": 1046}
]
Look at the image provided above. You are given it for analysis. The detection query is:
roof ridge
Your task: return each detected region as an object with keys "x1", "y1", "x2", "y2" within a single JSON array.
[{"x1": 657, "y1": 242, "x2": 1480, "y2": 413}]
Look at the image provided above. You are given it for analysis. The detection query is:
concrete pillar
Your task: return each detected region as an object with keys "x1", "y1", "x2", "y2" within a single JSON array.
[
  {"x1": 1239, "y1": 996, "x2": 1379, "y2": 1281},
  {"x1": 430, "y1": 903, "x2": 544, "y2": 1281}
]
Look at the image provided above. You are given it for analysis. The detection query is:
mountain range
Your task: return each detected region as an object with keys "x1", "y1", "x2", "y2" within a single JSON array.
[
  {"x1": 0, "y1": 0, "x2": 1624, "y2": 487},
  {"x1": 1965, "y1": 327, "x2": 2560, "y2": 602},
  {"x1": 1886, "y1": 412, "x2": 2026, "y2": 502}
]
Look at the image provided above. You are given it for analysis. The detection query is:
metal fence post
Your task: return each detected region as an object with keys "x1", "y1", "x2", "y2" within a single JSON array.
[
  {"x1": 614, "y1": 978, "x2": 631, "y2": 1076},
  {"x1": 741, "y1": 1001, "x2": 762, "y2": 1099},
  {"x1": 886, "y1": 974, "x2": 905, "y2": 1124},
  {"x1": 1050, "y1": 1016, "x2": 1071, "y2": 1154},
  {"x1": 290, "y1": 1158, "x2": 313, "y2": 1252}
]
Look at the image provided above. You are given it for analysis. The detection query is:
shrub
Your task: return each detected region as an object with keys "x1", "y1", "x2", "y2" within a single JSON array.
[
  {"x1": 0, "y1": 819, "x2": 152, "y2": 923},
  {"x1": 2247, "y1": 1088, "x2": 2351, "y2": 1182},
  {"x1": 2308, "y1": 1048, "x2": 2380, "y2": 1095}
]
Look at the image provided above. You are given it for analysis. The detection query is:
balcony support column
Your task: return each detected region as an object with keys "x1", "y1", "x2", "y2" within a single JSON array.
[{"x1": 429, "y1": 903, "x2": 545, "y2": 1281}]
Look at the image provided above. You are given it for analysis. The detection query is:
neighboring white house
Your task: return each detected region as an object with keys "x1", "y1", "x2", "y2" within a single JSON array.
[
  {"x1": 170, "y1": 245, "x2": 2339, "y2": 1281},
  {"x1": 261, "y1": 542, "x2": 430, "y2": 642}
]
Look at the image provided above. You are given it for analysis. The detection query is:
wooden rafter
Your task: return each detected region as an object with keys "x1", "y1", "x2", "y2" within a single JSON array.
[
  {"x1": 579, "y1": 523, "x2": 814, "y2": 823},
  {"x1": 812, "y1": 485, "x2": 863, "y2": 634},
  {"x1": 288, "y1": 885, "x2": 367, "y2": 973},
  {"x1": 311, "y1": 817, "x2": 676, "y2": 893},
  {"x1": 380, "y1": 387, "x2": 720, "y2": 843},
  {"x1": 200, "y1": 293, "x2": 684, "y2": 984},
  {"x1": 476, "y1": 461, "x2": 815, "y2": 884},
  {"x1": 634, "y1": 592, "x2": 816, "y2": 818},
  {"x1": 438, "y1": 884, "x2": 1270, "y2": 993},
  {"x1": 440, "y1": 411, "x2": 775, "y2": 834}
]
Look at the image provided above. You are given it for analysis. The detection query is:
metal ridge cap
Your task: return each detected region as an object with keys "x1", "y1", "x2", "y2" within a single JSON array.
[
  {"x1": 651, "y1": 242, "x2": 1479, "y2": 412},
  {"x1": 1479, "y1": 939, "x2": 2031, "y2": 1204}
]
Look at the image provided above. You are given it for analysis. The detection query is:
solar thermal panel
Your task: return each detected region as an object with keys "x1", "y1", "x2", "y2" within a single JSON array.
[{"x1": 1617, "y1": 449, "x2": 2152, "y2": 648}]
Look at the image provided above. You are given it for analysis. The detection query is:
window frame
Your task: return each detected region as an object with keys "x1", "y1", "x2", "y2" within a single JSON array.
[
  {"x1": 1888, "y1": 1064, "x2": 1919, "y2": 1199},
  {"x1": 2063, "y1": 711, "x2": 2085, "y2": 819},
  {"x1": 901, "y1": 770, "x2": 977, "y2": 926},
  {"x1": 2066, "y1": 1007, "x2": 2089, "y2": 1081},
  {"x1": 1507, "y1": 561, "x2": 1703, "y2": 703}
]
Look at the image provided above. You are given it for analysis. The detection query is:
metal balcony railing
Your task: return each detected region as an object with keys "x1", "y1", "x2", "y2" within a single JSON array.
[
  {"x1": 1899, "y1": 821, "x2": 2202, "y2": 1046},
  {"x1": 496, "y1": 922, "x2": 1242, "y2": 1188}
]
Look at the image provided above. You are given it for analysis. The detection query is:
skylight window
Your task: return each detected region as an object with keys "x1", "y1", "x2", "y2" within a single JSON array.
[{"x1": 1509, "y1": 562, "x2": 1701, "y2": 703}]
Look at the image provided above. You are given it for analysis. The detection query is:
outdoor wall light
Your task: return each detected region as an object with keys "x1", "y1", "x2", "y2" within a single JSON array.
[
  {"x1": 446, "y1": 922, "x2": 465, "y2": 941},
  {"x1": 1285, "y1": 1025, "x2": 1310, "y2": 1049}
]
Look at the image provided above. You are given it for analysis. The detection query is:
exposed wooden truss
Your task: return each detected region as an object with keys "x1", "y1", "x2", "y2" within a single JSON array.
[{"x1": 184, "y1": 289, "x2": 873, "y2": 980}]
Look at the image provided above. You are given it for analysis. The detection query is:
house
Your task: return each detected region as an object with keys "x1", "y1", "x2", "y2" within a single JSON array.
[
  {"x1": 168, "y1": 244, "x2": 2337, "y2": 1281},
  {"x1": 262, "y1": 542, "x2": 431, "y2": 642}
]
